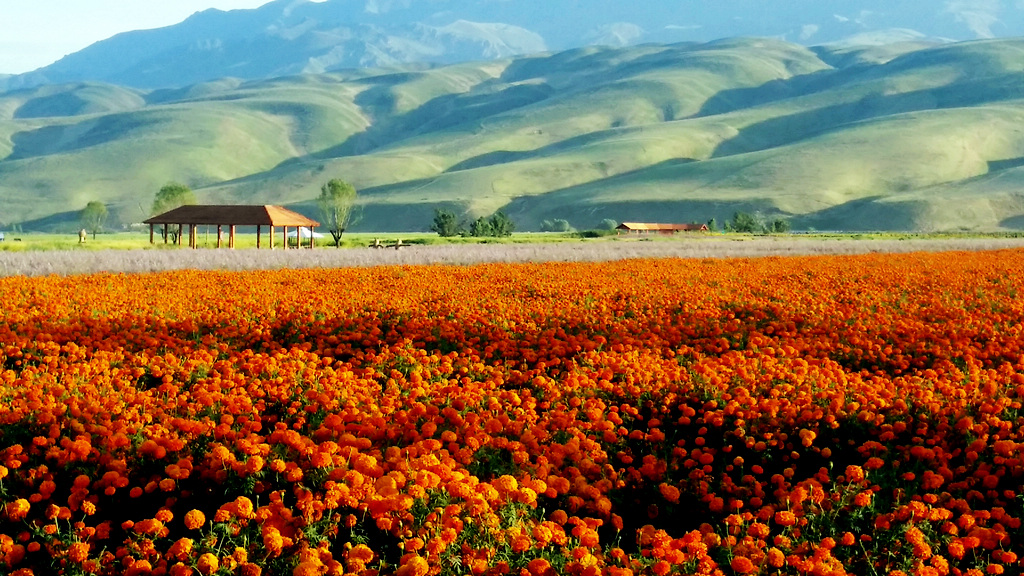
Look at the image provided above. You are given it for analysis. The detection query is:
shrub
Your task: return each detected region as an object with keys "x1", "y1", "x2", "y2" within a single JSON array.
[{"x1": 540, "y1": 219, "x2": 574, "y2": 232}]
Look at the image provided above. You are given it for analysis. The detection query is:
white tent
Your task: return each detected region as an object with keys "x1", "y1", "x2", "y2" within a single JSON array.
[{"x1": 286, "y1": 227, "x2": 325, "y2": 239}]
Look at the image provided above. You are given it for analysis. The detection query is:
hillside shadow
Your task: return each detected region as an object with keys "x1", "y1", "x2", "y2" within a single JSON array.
[
  {"x1": 444, "y1": 127, "x2": 649, "y2": 173},
  {"x1": 7, "y1": 113, "x2": 152, "y2": 160},
  {"x1": 311, "y1": 79, "x2": 556, "y2": 159},
  {"x1": 708, "y1": 73, "x2": 1024, "y2": 159},
  {"x1": 692, "y1": 68, "x2": 841, "y2": 118},
  {"x1": 988, "y1": 157, "x2": 1024, "y2": 172},
  {"x1": 18, "y1": 209, "x2": 92, "y2": 233},
  {"x1": 791, "y1": 196, "x2": 919, "y2": 231},
  {"x1": 999, "y1": 215, "x2": 1024, "y2": 229}
]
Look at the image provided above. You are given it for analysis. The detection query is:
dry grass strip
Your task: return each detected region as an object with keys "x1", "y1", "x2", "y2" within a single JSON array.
[{"x1": 3, "y1": 236, "x2": 1024, "y2": 277}]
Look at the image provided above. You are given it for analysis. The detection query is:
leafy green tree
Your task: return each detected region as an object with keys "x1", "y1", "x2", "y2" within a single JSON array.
[
  {"x1": 488, "y1": 212, "x2": 515, "y2": 237},
  {"x1": 80, "y1": 201, "x2": 108, "y2": 239},
  {"x1": 707, "y1": 218, "x2": 718, "y2": 232},
  {"x1": 769, "y1": 219, "x2": 791, "y2": 233},
  {"x1": 469, "y1": 216, "x2": 494, "y2": 237},
  {"x1": 598, "y1": 218, "x2": 619, "y2": 231},
  {"x1": 152, "y1": 182, "x2": 196, "y2": 216},
  {"x1": 317, "y1": 179, "x2": 358, "y2": 247},
  {"x1": 430, "y1": 209, "x2": 464, "y2": 237},
  {"x1": 730, "y1": 211, "x2": 761, "y2": 233},
  {"x1": 540, "y1": 219, "x2": 573, "y2": 232}
]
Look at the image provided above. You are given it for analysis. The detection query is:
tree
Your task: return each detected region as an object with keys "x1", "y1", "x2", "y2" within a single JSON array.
[
  {"x1": 469, "y1": 216, "x2": 494, "y2": 237},
  {"x1": 769, "y1": 219, "x2": 791, "y2": 233},
  {"x1": 152, "y1": 182, "x2": 196, "y2": 216},
  {"x1": 488, "y1": 212, "x2": 515, "y2": 237},
  {"x1": 317, "y1": 179, "x2": 358, "y2": 247},
  {"x1": 707, "y1": 218, "x2": 718, "y2": 233},
  {"x1": 540, "y1": 219, "x2": 573, "y2": 232},
  {"x1": 598, "y1": 219, "x2": 619, "y2": 231},
  {"x1": 430, "y1": 209, "x2": 464, "y2": 237},
  {"x1": 80, "y1": 201, "x2": 108, "y2": 240},
  {"x1": 729, "y1": 211, "x2": 761, "y2": 233}
]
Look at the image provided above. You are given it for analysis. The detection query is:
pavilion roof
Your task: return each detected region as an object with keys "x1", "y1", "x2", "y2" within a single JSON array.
[{"x1": 144, "y1": 205, "x2": 320, "y2": 227}]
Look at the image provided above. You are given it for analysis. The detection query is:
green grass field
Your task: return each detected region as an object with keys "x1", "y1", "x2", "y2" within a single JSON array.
[{"x1": 5, "y1": 37, "x2": 1024, "y2": 232}]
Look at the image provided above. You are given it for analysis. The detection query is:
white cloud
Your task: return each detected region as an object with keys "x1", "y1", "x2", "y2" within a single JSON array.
[
  {"x1": 944, "y1": 0, "x2": 1001, "y2": 38},
  {"x1": 585, "y1": 23, "x2": 645, "y2": 47},
  {"x1": 799, "y1": 24, "x2": 820, "y2": 41}
]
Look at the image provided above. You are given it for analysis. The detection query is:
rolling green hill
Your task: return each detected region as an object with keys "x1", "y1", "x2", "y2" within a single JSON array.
[{"x1": 4, "y1": 37, "x2": 1024, "y2": 232}]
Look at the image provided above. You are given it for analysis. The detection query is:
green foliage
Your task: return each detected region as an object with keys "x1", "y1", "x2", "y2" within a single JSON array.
[
  {"x1": 317, "y1": 178, "x2": 358, "y2": 247},
  {"x1": 430, "y1": 209, "x2": 465, "y2": 237},
  {"x1": 469, "y1": 217, "x2": 493, "y2": 238},
  {"x1": 485, "y1": 212, "x2": 516, "y2": 237},
  {"x1": 729, "y1": 211, "x2": 762, "y2": 233},
  {"x1": 707, "y1": 218, "x2": 718, "y2": 232},
  {"x1": 769, "y1": 218, "x2": 792, "y2": 233},
  {"x1": 80, "y1": 201, "x2": 108, "y2": 239},
  {"x1": 540, "y1": 219, "x2": 574, "y2": 232},
  {"x1": 151, "y1": 182, "x2": 196, "y2": 216},
  {"x1": 598, "y1": 218, "x2": 619, "y2": 231},
  {"x1": 443, "y1": 211, "x2": 518, "y2": 238}
]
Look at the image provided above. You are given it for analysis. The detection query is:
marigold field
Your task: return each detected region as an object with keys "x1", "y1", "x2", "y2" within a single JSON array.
[{"x1": 2, "y1": 250, "x2": 1024, "y2": 576}]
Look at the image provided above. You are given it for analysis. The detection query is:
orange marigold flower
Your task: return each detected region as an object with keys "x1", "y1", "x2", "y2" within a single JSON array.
[
  {"x1": 528, "y1": 558, "x2": 555, "y2": 576},
  {"x1": 293, "y1": 561, "x2": 321, "y2": 576},
  {"x1": 184, "y1": 509, "x2": 206, "y2": 531},
  {"x1": 196, "y1": 553, "x2": 219, "y2": 575},
  {"x1": 658, "y1": 483, "x2": 681, "y2": 504},
  {"x1": 67, "y1": 541, "x2": 90, "y2": 563},
  {"x1": 845, "y1": 465, "x2": 865, "y2": 483},
  {"x1": 6, "y1": 499, "x2": 30, "y2": 521},
  {"x1": 774, "y1": 511, "x2": 797, "y2": 527},
  {"x1": 234, "y1": 496, "x2": 255, "y2": 519},
  {"x1": 853, "y1": 491, "x2": 873, "y2": 507},
  {"x1": 396, "y1": 555, "x2": 429, "y2": 576},
  {"x1": 731, "y1": 556, "x2": 756, "y2": 574}
]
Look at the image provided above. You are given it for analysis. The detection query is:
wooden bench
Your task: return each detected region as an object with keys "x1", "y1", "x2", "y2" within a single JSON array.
[
  {"x1": 388, "y1": 239, "x2": 407, "y2": 250},
  {"x1": 369, "y1": 238, "x2": 385, "y2": 249}
]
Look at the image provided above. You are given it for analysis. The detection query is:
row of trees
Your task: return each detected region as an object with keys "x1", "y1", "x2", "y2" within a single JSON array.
[
  {"x1": 77, "y1": 180, "x2": 789, "y2": 242},
  {"x1": 711, "y1": 212, "x2": 791, "y2": 234},
  {"x1": 430, "y1": 209, "x2": 516, "y2": 237}
]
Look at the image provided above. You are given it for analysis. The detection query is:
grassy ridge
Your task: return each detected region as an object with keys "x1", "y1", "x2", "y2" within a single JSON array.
[{"x1": 4, "y1": 37, "x2": 1024, "y2": 232}]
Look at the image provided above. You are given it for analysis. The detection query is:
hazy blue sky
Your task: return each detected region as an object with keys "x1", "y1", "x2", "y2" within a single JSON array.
[{"x1": 0, "y1": 1, "x2": 278, "y2": 74}]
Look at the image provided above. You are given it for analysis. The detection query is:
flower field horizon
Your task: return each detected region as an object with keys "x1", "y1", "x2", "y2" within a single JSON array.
[{"x1": 2, "y1": 250, "x2": 1024, "y2": 576}]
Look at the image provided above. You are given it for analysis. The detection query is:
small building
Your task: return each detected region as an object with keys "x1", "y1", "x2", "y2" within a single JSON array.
[
  {"x1": 616, "y1": 222, "x2": 709, "y2": 235},
  {"x1": 144, "y1": 205, "x2": 321, "y2": 249}
]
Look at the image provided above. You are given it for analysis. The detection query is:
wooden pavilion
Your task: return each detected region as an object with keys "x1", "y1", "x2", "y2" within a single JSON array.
[{"x1": 144, "y1": 205, "x2": 321, "y2": 249}]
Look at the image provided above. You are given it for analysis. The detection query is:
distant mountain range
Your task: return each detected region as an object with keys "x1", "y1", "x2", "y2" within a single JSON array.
[
  {"x1": 5, "y1": 35, "x2": 1024, "y2": 233},
  {"x1": 3, "y1": 0, "x2": 1024, "y2": 90}
]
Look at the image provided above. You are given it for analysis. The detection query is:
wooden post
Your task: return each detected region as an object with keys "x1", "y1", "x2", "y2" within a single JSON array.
[
  {"x1": 163, "y1": 224, "x2": 168, "y2": 244},
  {"x1": 177, "y1": 224, "x2": 183, "y2": 246},
  {"x1": 217, "y1": 225, "x2": 223, "y2": 248},
  {"x1": 229, "y1": 225, "x2": 236, "y2": 249},
  {"x1": 283, "y1": 226, "x2": 289, "y2": 249},
  {"x1": 310, "y1": 227, "x2": 315, "y2": 249},
  {"x1": 270, "y1": 226, "x2": 275, "y2": 250},
  {"x1": 149, "y1": 224, "x2": 155, "y2": 244},
  {"x1": 257, "y1": 225, "x2": 262, "y2": 249},
  {"x1": 189, "y1": 225, "x2": 196, "y2": 249}
]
